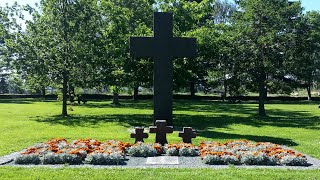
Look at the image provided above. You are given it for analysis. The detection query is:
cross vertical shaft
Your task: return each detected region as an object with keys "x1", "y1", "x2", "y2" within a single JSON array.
[
  {"x1": 129, "y1": 12, "x2": 197, "y2": 126},
  {"x1": 153, "y1": 13, "x2": 173, "y2": 125}
]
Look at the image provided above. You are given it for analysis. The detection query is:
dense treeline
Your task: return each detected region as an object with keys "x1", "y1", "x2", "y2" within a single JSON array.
[{"x1": 0, "y1": 0, "x2": 319, "y2": 116}]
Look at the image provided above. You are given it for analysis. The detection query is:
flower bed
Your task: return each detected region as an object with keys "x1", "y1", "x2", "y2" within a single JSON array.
[
  {"x1": 165, "y1": 143, "x2": 198, "y2": 156},
  {"x1": 15, "y1": 138, "x2": 130, "y2": 165},
  {"x1": 199, "y1": 140, "x2": 308, "y2": 166},
  {"x1": 127, "y1": 142, "x2": 199, "y2": 157},
  {"x1": 14, "y1": 139, "x2": 308, "y2": 166}
]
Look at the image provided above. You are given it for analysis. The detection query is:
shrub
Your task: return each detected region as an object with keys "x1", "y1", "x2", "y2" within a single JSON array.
[
  {"x1": 42, "y1": 153, "x2": 82, "y2": 165},
  {"x1": 221, "y1": 155, "x2": 240, "y2": 165},
  {"x1": 164, "y1": 143, "x2": 198, "y2": 156},
  {"x1": 240, "y1": 152, "x2": 263, "y2": 165},
  {"x1": 15, "y1": 155, "x2": 41, "y2": 165},
  {"x1": 178, "y1": 147, "x2": 199, "y2": 157},
  {"x1": 127, "y1": 143, "x2": 157, "y2": 157},
  {"x1": 85, "y1": 152, "x2": 124, "y2": 165},
  {"x1": 280, "y1": 155, "x2": 308, "y2": 166},
  {"x1": 166, "y1": 147, "x2": 179, "y2": 156},
  {"x1": 202, "y1": 155, "x2": 224, "y2": 165}
]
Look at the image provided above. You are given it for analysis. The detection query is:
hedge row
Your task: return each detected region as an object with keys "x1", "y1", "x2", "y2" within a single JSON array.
[{"x1": 0, "y1": 94, "x2": 319, "y2": 101}]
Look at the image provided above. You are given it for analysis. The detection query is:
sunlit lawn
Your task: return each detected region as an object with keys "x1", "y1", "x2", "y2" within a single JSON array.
[{"x1": 0, "y1": 98, "x2": 319, "y2": 179}]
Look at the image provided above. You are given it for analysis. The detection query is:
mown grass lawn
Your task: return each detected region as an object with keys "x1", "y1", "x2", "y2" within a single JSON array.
[
  {"x1": 0, "y1": 98, "x2": 319, "y2": 179},
  {"x1": 0, "y1": 167, "x2": 319, "y2": 180}
]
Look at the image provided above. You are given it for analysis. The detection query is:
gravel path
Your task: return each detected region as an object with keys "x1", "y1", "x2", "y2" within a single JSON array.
[{"x1": 1, "y1": 152, "x2": 320, "y2": 169}]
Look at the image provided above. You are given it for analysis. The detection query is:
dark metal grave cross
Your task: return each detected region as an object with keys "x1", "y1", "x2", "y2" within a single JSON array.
[
  {"x1": 178, "y1": 127, "x2": 196, "y2": 143},
  {"x1": 130, "y1": 127, "x2": 149, "y2": 143},
  {"x1": 149, "y1": 120, "x2": 173, "y2": 145},
  {"x1": 130, "y1": 12, "x2": 196, "y2": 126}
]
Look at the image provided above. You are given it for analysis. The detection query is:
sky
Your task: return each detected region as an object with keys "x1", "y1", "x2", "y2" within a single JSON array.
[
  {"x1": 0, "y1": 0, "x2": 319, "y2": 18},
  {"x1": 0, "y1": 0, "x2": 320, "y2": 12}
]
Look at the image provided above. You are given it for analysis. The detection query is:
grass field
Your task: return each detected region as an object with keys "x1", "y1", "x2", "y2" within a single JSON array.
[{"x1": 0, "y1": 98, "x2": 319, "y2": 179}]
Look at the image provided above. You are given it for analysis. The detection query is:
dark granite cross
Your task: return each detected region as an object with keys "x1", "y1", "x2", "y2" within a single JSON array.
[
  {"x1": 178, "y1": 127, "x2": 196, "y2": 143},
  {"x1": 149, "y1": 120, "x2": 173, "y2": 145},
  {"x1": 130, "y1": 127, "x2": 149, "y2": 143},
  {"x1": 130, "y1": 12, "x2": 196, "y2": 126}
]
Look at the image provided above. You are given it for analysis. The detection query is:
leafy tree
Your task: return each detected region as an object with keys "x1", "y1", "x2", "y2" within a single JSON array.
[
  {"x1": 7, "y1": 73, "x2": 25, "y2": 94},
  {"x1": 287, "y1": 11, "x2": 320, "y2": 100},
  {"x1": 158, "y1": 0, "x2": 236, "y2": 97},
  {"x1": 13, "y1": 0, "x2": 104, "y2": 115},
  {"x1": 99, "y1": 0, "x2": 154, "y2": 103},
  {"x1": 158, "y1": 0, "x2": 211, "y2": 96},
  {"x1": 0, "y1": 72, "x2": 9, "y2": 94},
  {"x1": 0, "y1": 3, "x2": 22, "y2": 87},
  {"x1": 233, "y1": 0, "x2": 302, "y2": 116}
]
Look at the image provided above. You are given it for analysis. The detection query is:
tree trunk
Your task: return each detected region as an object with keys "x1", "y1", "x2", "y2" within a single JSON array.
[
  {"x1": 190, "y1": 81, "x2": 195, "y2": 99},
  {"x1": 113, "y1": 92, "x2": 120, "y2": 105},
  {"x1": 307, "y1": 82, "x2": 312, "y2": 101},
  {"x1": 42, "y1": 87, "x2": 46, "y2": 96},
  {"x1": 69, "y1": 85, "x2": 75, "y2": 104},
  {"x1": 133, "y1": 85, "x2": 139, "y2": 101},
  {"x1": 223, "y1": 77, "x2": 227, "y2": 100},
  {"x1": 62, "y1": 71, "x2": 68, "y2": 116},
  {"x1": 258, "y1": 73, "x2": 266, "y2": 116}
]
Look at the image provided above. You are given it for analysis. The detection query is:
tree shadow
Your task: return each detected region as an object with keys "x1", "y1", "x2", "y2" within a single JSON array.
[
  {"x1": 173, "y1": 113, "x2": 320, "y2": 130},
  {"x1": 34, "y1": 114, "x2": 153, "y2": 128},
  {"x1": 83, "y1": 100, "x2": 153, "y2": 110},
  {"x1": 80, "y1": 99, "x2": 320, "y2": 115},
  {"x1": 82, "y1": 100, "x2": 258, "y2": 115},
  {"x1": 0, "y1": 99, "x2": 34, "y2": 104},
  {"x1": 34, "y1": 101, "x2": 320, "y2": 131},
  {"x1": 34, "y1": 113, "x2": 301, "y2": 146},
  {"x1": 197, "y1": 131, "x2": 298, "y2": 146},
  {"x1": 0, "y1": 98, "x2": 58, "y2": 104},
  {"x1": 33, "y1": 100, "x2": 320, "y2": 147},
  {"x1": 174, "y1": 100, "x2": 257, "y2": 114}
]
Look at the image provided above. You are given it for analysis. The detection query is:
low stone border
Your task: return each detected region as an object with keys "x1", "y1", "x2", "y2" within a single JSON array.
[
  {"x1": 0, "y1": 152, "x2": 21, "y2": 165},
  {"x1": 1, "y1": 152, "x2": 319, "y2": 169}
]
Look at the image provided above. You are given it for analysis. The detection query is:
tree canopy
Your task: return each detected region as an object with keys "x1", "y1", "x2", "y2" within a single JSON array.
[{"x1": 1, "y1": 0, "x2": 319, "y2": 116}]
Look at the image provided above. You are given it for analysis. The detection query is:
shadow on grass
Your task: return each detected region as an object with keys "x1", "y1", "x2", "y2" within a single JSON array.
[
  {"x1": 35, "y1": 114, "x2": 153, "y2": 128},
  {"x1": 33, "y1": 100, "x2": 320, "y2": 146},
  {"x1": 0, "y1": 99, "x2": 34, "y2": 104},
  {"x1": 82, "y1": 100, "x2": 153, "y2": 110},
  {"x1": 0, "y1": 98, "x2": 57, "y2": 104},
  {"x1": 34, "y1": 114, "x2": 300, "y2": 146},
  {"x1": 197, "y1": 131, "x2": 298, "y2": 146}
]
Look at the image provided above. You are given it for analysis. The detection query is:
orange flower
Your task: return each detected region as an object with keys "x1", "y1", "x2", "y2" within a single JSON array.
[{"x1": 152, "y1": 144, "x2": 162, "y2": 154}]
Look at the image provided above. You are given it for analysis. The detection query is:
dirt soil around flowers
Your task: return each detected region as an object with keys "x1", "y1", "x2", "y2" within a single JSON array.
[{"x1": 1, "y1": 139, "x2": 320, "y2": 169}]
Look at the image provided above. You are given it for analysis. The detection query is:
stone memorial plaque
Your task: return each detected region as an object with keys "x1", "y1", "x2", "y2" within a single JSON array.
[{"x1": 146, "y1": 156, "x2": 179, "y2": 165}]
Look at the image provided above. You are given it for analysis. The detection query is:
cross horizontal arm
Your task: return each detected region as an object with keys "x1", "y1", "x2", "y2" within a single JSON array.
[
  {"x1": 171, "y1": 37, "x2": 197, "y2": 58},
  {"x1": 166, "y1": 126, "x2": 174, "y2": 133},
  {"x1": 130, "y1": 37, "x2": 155, "y2": 58},
  {"x1": 149, "y1": 127, "x2": 157, "y2": 133}
]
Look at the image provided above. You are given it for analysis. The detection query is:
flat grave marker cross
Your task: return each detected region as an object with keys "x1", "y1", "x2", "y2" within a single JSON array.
[
  {"x1": 178, "y1": 127, "x2": 197, "y2": 143},
  {"x1": 149, "y1": 120, "x2": 173, "y2": 145},
  {"x1": 130, "y1": 12, "x2": 196, "y2": 126},
  {"x1": 131, "y1": 127, "x2": 149, "y2": 143}
]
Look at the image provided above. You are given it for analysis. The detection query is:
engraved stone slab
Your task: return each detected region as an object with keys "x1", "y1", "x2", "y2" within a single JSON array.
[{"x1": 146, "y1": 156, "x2": 179, "y2": 165}]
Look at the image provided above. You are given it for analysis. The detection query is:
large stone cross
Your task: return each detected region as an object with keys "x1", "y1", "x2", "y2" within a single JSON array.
[
  {"x1": 130, "y1": 12, "x2": 197, "y2": 126},
  {"x1": 149, "y1": 120, "x2": 173, "y2": 145}
]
